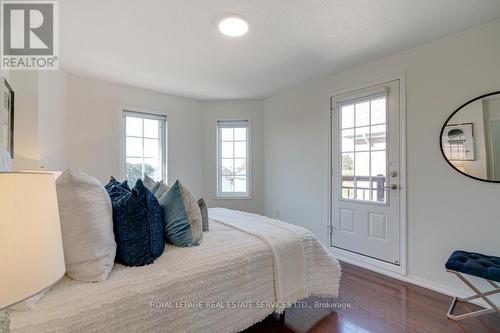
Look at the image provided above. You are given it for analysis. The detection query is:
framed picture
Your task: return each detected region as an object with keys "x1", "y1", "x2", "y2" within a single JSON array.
[
  {"x1": 1, "y1": 78, "x2": 14, "y2": 158},
  {"x1": 442, "y1": 123, "x2": 475, "y2": 161}
]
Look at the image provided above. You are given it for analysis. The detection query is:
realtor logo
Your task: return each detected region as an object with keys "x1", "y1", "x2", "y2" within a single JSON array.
[{"x1": 1, "y1": 1, "x2": 59, "y2": 70}]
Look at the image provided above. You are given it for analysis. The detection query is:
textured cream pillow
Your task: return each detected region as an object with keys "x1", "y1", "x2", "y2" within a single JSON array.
[
  {"x1": 56, "y1": 169, "x2": 116, "y2": 282},
  {"x1": 179, "y1": 182, "x2": 203, "y2": 244}
]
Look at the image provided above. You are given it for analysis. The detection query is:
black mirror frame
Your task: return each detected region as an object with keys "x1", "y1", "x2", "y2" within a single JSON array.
[{"x1": 440, "y1": 90, "x2": 500, "y2": 183}]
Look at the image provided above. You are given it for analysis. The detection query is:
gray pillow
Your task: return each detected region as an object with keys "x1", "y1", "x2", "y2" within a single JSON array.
[
  {"x1": 143, "y1": 174, "x2": 157, "y2": 192},
  {"x1": 56, "y1": 169, "x2": 116, "y2": 282},
  {"x1": 198, "y1": 198, "x2": 209, "y2": 232},
  {"x1": 154, "y1": 182, "x2": 170, "y2": 199},
  {"x1": 144, "y1": 174, "x2": 170, "y2": 199}
]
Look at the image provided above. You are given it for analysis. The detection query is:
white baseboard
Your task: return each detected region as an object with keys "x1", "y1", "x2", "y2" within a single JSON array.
[
  {"x1": 336, "y1": 254, "x2": 490, "y2": 308},
  {"x1": 332, "y1": 247, "x2": 406, "y2": 274}
]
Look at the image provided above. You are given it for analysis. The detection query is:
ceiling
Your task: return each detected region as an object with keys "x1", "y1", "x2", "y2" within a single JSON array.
[{"x1": 60, "y1": 0, "x2": 500, "y2": 100}]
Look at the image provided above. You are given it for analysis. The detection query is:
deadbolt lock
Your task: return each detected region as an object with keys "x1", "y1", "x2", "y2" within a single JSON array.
[{"x1": 391, "y1": 171, "x2": 398, "y2": 177}]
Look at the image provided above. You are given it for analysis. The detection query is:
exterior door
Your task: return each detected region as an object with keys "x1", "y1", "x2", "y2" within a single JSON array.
[{"x1": 331, "y1": 80, "x2": 401, "y2": 265}]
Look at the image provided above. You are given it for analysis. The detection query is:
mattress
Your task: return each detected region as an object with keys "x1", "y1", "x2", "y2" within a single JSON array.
[{"x1": 10, "y1": 210, "x2": 341, "y2": 333}]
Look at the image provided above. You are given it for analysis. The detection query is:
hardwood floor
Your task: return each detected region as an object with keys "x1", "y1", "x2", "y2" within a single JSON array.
[{"x1": 243, "y1": 262, "x2": 500, "y2": 333}]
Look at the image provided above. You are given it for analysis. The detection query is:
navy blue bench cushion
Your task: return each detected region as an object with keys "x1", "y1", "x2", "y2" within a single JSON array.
[{"x1": 446, "y1": 250, "x2": 500, "y2": 282}]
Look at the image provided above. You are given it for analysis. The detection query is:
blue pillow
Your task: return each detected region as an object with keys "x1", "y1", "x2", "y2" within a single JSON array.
[
  {"x1": 105, "y1": 177, "x2": 130, "y2": 192},
  {"x1": 107, "y1": 179, "x2": 165, "y2": 266},
  {"x1": 105, "y1": 177, "x2": 118, "y2": 190},
  {"x1": 120, "y1": 180, "x2": 131, "y2": 192},
  {"x1": 158, "y1": 180, "x2": 194, "y2": 247},
  {"x1": 105, "y1": 177, "x2": 131, "y2": 202}
]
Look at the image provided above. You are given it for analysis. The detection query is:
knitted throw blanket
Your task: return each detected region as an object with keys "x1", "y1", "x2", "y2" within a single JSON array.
[{"x1": 209, "y1": 208, "x2": 307, "y2": 313}]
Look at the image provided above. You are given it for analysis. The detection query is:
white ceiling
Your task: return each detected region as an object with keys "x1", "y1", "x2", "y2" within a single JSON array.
[{"x1": 61, "y1": 0, "x2": 500, "y2": 100}]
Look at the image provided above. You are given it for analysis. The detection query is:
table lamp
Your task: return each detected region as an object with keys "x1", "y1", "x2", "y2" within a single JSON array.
[
  {"x1": 0, "y1": 173, "x2": 65, "y2": 332},
  {"x1": 20, "y1": 170, "x2": 62, "y2": 180}
]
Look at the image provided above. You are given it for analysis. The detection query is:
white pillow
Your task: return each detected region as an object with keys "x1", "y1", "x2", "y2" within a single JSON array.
[{"x1": 56, "y1": 169, "x2": 116, "y2": 282}]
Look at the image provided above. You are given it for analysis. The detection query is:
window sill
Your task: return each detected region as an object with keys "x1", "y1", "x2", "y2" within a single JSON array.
[{"x1": 215, "y1": 195, "x2": 252, "y2": 200}]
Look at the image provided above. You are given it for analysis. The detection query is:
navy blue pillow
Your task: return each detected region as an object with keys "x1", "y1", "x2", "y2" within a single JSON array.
[
  {"x1": 120, "y1": 180, "x2": 131, "y2": 191},
  {"x1": 107, "y1": 179, "x2": 165, "y2": 266},
  {"x1": 105, "y1": 177, "x2": 118, "y2": 189},
  {"x1": 105, "y1": 177, "x2": 130, "y2": 192},
  {"x1": 105, "y1": 177, "x2": 131, "y2": 204}
]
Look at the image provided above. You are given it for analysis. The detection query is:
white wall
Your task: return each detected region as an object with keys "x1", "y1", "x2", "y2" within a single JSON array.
[
  {"x1": 5, "y1": 71, "x2": 67, "y2": 172},
  {"x1": 202, "y1": 100, "x2": 264, "y2": 213},
  {"x1": 483, "y1": 97, "x2": 500, "y2": 178},
  {"x1": 0, "y1": 70, "x2": 9, "y2": 80},
  {"x1": 263, "y1": 19, "x2": 500, "y2": 296},
  {"x1": 0, "y1": 69, "x2": 10, "y2": 171},
  {"x1": 64, "y1": 74, "x2": 204, "y2": 197},
  {"x1": 38, "y1": 71, "x2": 68, "y2": 171},
  {"x1": 485, "y1": 98, "x2": 500, "y2": 121},
  {"x1": 447, "y1": 100, "x2": 488, "y2": 178},
  {"x1": 10, "y1": 71, "x2": 40, "y2": 171},
  {"x1": 7, "y1": 71, "x2": 260, "y2": 207}
]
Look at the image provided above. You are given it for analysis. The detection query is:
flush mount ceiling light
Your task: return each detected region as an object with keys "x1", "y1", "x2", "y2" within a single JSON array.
[{"x1": 218, "y1": 15, "x2": 249, "y2": 37}]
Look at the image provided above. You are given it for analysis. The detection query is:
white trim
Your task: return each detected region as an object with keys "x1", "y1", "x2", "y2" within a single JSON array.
[
  {"x1": 332, "y1": 247, "x2": 404, "y2": 274},
  {"x1": 336, "y1": 89, "x2": 389, "y2": 205},
  {"x1": 336, "y1": 256, "x2": 489, "y2": 308},
  {"x1": 217, "y1": 120, "x2": 249, "y2": 128},
  {"x1": 213, "y1": 196, "x2": 253, "y2": 200},
  {"x1": 118, "y1": 105, "x2": 168, "y2": 183},
  {"x1": 119, "y1": 109, "x2": 126, "y2": 180},
  {"x1": 399, "y1": 72, "x2": 407, "y2": 275},
  {"x1": 327, "y1": 72, "x2": 407, "y2": 276},
  {"x1": 490, "y1": 119, "x2": 500, "y2": 179},
  {"x1": 123, "y1": 110, "x2": 166, "y2": 121},
  {"x1": 215, "y1": 117, "x2": 252, "y2": 199},
  {"x1": 333, "y1": 88, "x2": 387, "y2": 105}
]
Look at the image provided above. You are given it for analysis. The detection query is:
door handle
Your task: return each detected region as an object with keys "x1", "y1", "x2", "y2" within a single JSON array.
[{"x1": 385, "y1": 184, "x2": 398, "y2": 190}]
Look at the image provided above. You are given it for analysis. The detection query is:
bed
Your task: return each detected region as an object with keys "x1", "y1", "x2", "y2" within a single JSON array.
[{"x1": 10, "y1": 208, "x2": 341, "y2": 333}]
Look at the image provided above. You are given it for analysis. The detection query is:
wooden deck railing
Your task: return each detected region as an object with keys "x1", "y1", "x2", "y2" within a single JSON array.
[{"x1": 341, "y1": 175, "x2": 386, "y2": 201}]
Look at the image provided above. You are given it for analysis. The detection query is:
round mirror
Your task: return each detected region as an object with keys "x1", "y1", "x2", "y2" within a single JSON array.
[{"x1": 440, "y1": 91, "x2": 500, "y2": 182}]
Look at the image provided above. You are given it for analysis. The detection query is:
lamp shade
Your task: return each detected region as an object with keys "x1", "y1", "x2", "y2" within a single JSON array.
[
  {"x1": 20, "y1": 170, "x2": 62, "y2": 180},
  {"x1": 0, "y1": 173, "x2": 65, "y2": 310}
]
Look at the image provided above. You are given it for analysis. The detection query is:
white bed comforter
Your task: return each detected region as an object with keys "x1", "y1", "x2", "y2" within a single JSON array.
[
  {"x1": 209, "y1": 208, "x2": 307, "y2": 313},
  {"x1": 10, "y1": 209, "x2": 341, "y2": 333}
]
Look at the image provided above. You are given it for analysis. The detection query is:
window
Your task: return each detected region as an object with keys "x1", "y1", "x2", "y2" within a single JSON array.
[
  {"x1": 339, "y1": 94, "x2": 387, "y2": 203},
  {"x1": 217, "y1": 120, "x2": 250, "y2": 198},
  {"x1": 123, "y1": 111, "x2": 166, "y2": 185}
]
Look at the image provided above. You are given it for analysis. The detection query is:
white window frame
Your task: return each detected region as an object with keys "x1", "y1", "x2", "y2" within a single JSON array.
[
  {"x1": 216, "y1": 119, "x2": 251, "y2": 199},
  {"x1": 121, "y1": 109, "x2": 167, "y2": 183},
  {"x1": 337, "y1": 90, "x2": 389, "y2": 205}
]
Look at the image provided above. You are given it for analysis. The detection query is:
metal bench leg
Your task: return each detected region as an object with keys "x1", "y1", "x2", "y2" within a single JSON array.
[
  {"x1": 447, "y1": 270, "x2": 500, "y2": 321},
  {"x1": 487, "y1": 279, "x2": 499, "y2": 288},
  {"x1": 279, "y1": 310, "x2": 285, "y2": 327}
]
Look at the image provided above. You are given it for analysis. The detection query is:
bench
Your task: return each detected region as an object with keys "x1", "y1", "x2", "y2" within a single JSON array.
[{"x1": 445, "y1": 250, "x2": 500, "y2": 320}]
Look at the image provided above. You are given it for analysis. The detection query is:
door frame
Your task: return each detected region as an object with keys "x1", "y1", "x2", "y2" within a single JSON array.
[
  {"x1": 327, "y1": 73, "x2": 407, "y2": 275},
  {"x1": 490, "y1": 119, "x2": 500, "y2": 179}
]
